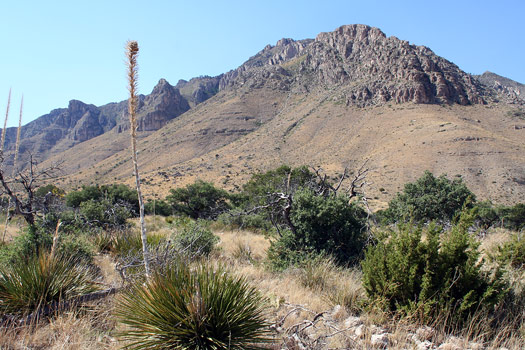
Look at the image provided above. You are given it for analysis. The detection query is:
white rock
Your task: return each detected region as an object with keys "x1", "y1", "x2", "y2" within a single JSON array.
[
  {"x1": 344, "y1": 315, "x2": 363, "y2": 328},
  {"x1": 416, "y1": 340, "x2": 434, "y2": 350},
  {"x1": 354, "y1": 324, "x2": 366, "y2": 337},
  {"x1": 371, "y1": 325, "x2": 387, "y2": 334},
  {"x1": 371, "y1": 333, "x2": 389, "y2": 348},
  {"x1": 415, "y1": 326, "x2": 436, "y2": 341}
]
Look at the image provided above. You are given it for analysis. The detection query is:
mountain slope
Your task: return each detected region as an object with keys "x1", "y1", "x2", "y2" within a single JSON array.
[{"x1": 4, "y1": 24, "x2": 524, "y2": 207}]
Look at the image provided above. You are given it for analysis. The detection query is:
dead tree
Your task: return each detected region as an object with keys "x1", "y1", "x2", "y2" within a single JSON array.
[
  {"x1": 0, "y1": 152, "x2": 62, "y2": 227},
  {"x1": 237, "y1": 162, "x2": 372, "y2": 237}
]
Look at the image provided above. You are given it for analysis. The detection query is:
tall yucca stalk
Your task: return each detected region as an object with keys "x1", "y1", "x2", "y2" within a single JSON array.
[
  {"x1": 1, "y1": 96, "x2": 22, "y2": 243},
  {"x1": 1, "y1": 88, "x2": 11, "y2": 151},
  {"x1": 126, "y1": 40, "x2": 151, "y2": 279}
]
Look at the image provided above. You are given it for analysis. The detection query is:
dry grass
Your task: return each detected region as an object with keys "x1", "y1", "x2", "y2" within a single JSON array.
[
  {"x1": 1, "y1": 222, "x2": 524, "y2": 349},
  {"x1": 0, "y1": 214, "x2": 25, "y2": 243},
  {"x1": 0, "y1": 301, "x2": 118, "y2": 350}
]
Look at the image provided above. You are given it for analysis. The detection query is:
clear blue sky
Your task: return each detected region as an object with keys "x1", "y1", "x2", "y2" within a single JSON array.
[{"x1": 1, "y1": 0, "x2": 523, "y2": 127}]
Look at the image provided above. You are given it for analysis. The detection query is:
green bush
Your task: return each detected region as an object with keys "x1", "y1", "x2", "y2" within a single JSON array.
[
  {"x1": 34, "y1": 184, "x2": 66, "y2": 199},
  {"x1": 1, "y1": 224, "x2": 95, "y2": 266},
  {"x1": 217, "y1": 209, "x2": 273, "y2": 232},
  {"x1": 242, "y1": 165, "x2": 315, "y2": 204},
  {"x1": 361, "y1": 212, "x2": 507, "y2": 324},
  {"x1": 493, "y1": 233, "x2": 525, "y2": 269},
  {"x1": 144, "y1": 199, "x2": 172, "y2": 216},
  {"x1": 110, "y1": 230, "x2": 166, "y2": 257},
  {"x1": 0, "y1": 251, "x2": 99, "y2": 315},
  {"x1": 172, "y1": 219, "x2": 219, "y2": 259},
  {"x1": 66, "y1": 184, "x2": 139, "y2": 214},
  {"x1": 379, "y1": 171, "x2": 475, "y2": 223},
  {"x1": 267, "y1": 188, "x2": 367, "y2": 270},
  {"x1": 239, "y1": 165, "x2": 316, "y2": 229},
  {"x1": 115, "y1": 262, "x2": 270, "y2": 349},
  {"x1": 166, "y1": 180, "x2": 230, "y2": 220},
  {"x1": 500, "y1": 203, "x2": 525, "y2": 231},
  {"x1": 79, "y1": 198, "x2": 132, "y2": 228}
]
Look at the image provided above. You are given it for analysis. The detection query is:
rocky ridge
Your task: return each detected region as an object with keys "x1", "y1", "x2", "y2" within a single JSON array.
[
  {"x1": 475, "y1": 71, "x2": 525, "y2": 105},
  {"x1": 1, "y1": 24, "x2": 524, "y2": 195}
]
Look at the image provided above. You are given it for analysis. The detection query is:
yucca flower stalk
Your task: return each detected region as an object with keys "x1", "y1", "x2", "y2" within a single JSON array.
[
  {"x1": 1, "y1": 88, "x2": 11, "y2": 151},
  {"x1": 2, "y1": 96, "x2": 22, "y2": 243},
  {"x1": 126, "y1": 40, "x2": 151, "y2": 279}
]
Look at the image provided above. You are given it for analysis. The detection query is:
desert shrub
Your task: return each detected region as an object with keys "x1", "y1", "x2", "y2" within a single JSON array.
[
  {"x1": 361, "y1": 212, "x2": 507, "y2": 324},
  {"x1": 115, "y1": 262, "x2": 270, "y2": 349},
  {"x1": 493, "y1": 232, "x2": 525, "y2": 269},
  {"x1": 172, "y1": 219, "x2": 219, "y2": 259},
  {"x1": 378, "y1": 171, "x2": 475, "y2": 224},
  {"x1": 144, "y1": 199, "x2": 172, "y2": 216},
  {"x1": 66, "y1": 185, "x2": 105, "y2": 208},
  {"x1": 79, "y1": 198, "x2": 132, "y2": 228},
  {"x1": 166, "y1": 180, "x2": 231, "y2": 220},
  {"x1": 34, "y1": 184, "x2": 66, "y2": 199},
  {"x1": 500, "y1": 203, "x2": 525, "y2": 231},
  {"x1": 1, "y1": 224, "x2": 95, "y2": 265},
  {"x1": 0, "y1": 251, "x2": 99, "y2": 315},
  {"x1": 217, "y1": 209, "x2": 273, "y2": 232},
  {"x1": 267, "y1": 188, "x2": 367, "y2": 270},
  {"x1": 66, "y1": 184, "x2": 139, "y2": 214},
  {"x1": 239, "y1": 165, "x2": 315, "y2": 228},
  {"x1": 242, "y1": 165, "x2": 315, "y2": 203},
  {"x1": 472, "y1": 200, "x2": 501, "y2": 230},
  {"x1": 110, "y1": 230, "x2": 166, "y2": 257}
]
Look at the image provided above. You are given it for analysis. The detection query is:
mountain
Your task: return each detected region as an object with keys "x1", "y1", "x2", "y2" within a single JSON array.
[
  {"x1": 3, "y1": 24, "x2": 525, "y2": 207},
  {"x1": 475, "y1": 71, "x2": 525, "y2": 105}
]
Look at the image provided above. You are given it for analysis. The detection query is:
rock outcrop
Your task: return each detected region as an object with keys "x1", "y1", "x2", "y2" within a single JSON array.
[{"x1": 475, "y1": 71, "x2": 525, "y2": 105}]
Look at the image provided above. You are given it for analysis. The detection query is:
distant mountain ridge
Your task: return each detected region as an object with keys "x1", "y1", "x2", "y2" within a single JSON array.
[
  {"x1": 3, "y1": 24, "x2": 522, "y2": 162},
  {"x1": 2, "y1": 24, "x2": 524, "y2": 206}
]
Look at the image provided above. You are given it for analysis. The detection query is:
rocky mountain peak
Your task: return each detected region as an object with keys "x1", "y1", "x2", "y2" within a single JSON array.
[
  {"x1": 299, "y1": 24, "x2": 486, "y2": 106},
  {"x1": 316, "y1": 24, "x2": 387, "y2": 45},
  {"x1": 151, "y1": 78, "x2": 173, "y2": 95},
  {"x1": 475, "y1": 71, "x2": 524, "y2": 105}
]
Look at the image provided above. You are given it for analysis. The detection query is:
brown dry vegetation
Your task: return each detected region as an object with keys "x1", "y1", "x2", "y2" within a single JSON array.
[{"x1": 1, "y1": 217, "x2": 523, "y2": 349}]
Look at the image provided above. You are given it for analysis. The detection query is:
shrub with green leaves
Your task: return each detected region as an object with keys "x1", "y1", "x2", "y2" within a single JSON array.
[
  {"x1": 378, "y1": 171, "x2": 475, "y2": 223},
  {"x1": 66, "y1": 184, "x2": 139, "y2": 214},
  {"x1": 267, "y1": 188, "x2": 367, "y2": 270},
  {"x1": 107, "y1": 230, "x2": 166, "y2": 257},
  {"x1": 1, "y1": 224, "x2": 94, "y2": 265},
  {"x1": 115, "y1": 262, "x2": 270, "y2": 349},
  {"x1": 79, "y1": 198, "x2": 132, "y2": 228},
  {"x1": 172, "y1": 219, "x2": 219, "y2": 258},
  {"x1": 493, "y1": 233, "x2": 525, "y2": 269},
  {"x1": 166, "y1": 180, "x2": 231, "y2": 220},
  {"x1": 500, "y1": 203, "x2": 525, "y2": 231},
  {"x1": 144, "y1": 199, "x2": 172, "y2": 216},
  {"x1": 362, "y1": 212, "x2": 507, "y2": 324},
  {"x1": 0, "y1": 251, "x2": 99, "y2": 315}
]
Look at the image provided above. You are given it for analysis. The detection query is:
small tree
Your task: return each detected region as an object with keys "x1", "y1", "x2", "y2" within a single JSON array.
[
  {"x1": 379, "y1": 171, "x2": 475, "y2": 224},
  {"x1": 268, "y1": 188, "x2": 367, "y2": 269},
  {"x1": 166, "y1": 180, "x2": 230, "y2": 220}
]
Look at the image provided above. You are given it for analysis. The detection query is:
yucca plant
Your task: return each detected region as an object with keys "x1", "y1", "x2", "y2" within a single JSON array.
[
  {"x1": 0, "y1": 251, "x2": 99, "y2": 315},
  {"x1": 116, "y1": 261, "x2": 271, "y2": 349}
]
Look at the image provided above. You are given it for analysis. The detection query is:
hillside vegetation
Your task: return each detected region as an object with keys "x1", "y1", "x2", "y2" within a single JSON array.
[{"x1": 0, "y1": 167, "x2": 523, "y2": 349}]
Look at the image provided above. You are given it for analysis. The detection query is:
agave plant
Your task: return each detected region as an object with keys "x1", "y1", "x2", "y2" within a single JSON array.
[
  {"x1": 116, "y1": 262, "x2": 271, "y2": 349},
  {"x1": 0, "y1": 251, "x2": 99, "y2": 315}
]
